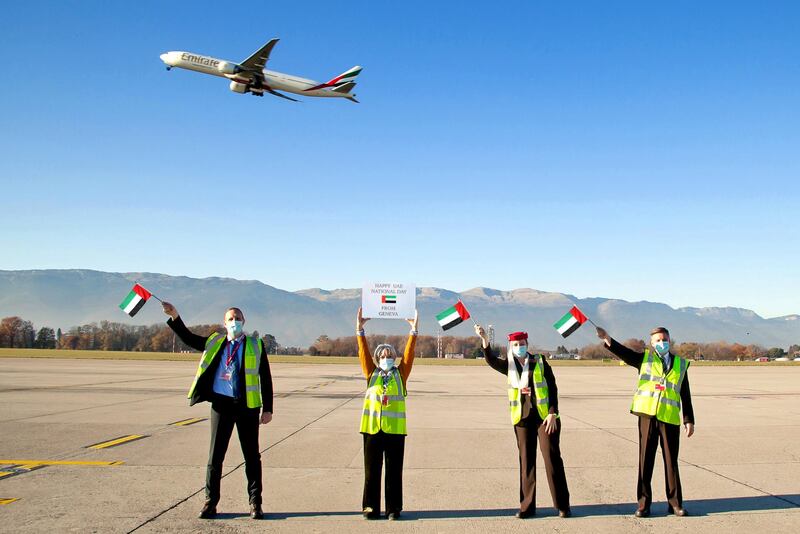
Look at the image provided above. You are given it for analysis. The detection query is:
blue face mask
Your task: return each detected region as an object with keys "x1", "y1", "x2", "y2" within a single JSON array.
[
  {"x1": 379, "y1": 358, "x2": 395, "y2": 371},
  {"x1": 512, "y1": 345, "x2": 528, "y2": 359},
  {"x1": 654, "y1": 341, "x2": 670, "y2": 356},
  {"x1": 226, "y1": 320, "x2": 243, "y2": 337}
]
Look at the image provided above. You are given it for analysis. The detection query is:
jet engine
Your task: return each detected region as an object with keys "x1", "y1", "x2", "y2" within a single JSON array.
[
  {"x1": 217, "y1": 61, "x2": 241, "y2": 75},
  {"x1": 229, "y1": 81, "x2": 248, "y2": 94}
]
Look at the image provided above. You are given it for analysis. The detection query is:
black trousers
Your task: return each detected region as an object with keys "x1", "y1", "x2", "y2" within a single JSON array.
[
  {"x1": 514, "y1": 416, "x2": 570, "y2": 514},
  {"x1": 637, "y1": 416, "x2": 682, "y2": 511},
  {"x1": 206, "y1": 396, "x2": 262, "y2": 506},
  {"x1": 362, "y1": 431, "x2": 405, "y2": 515}
]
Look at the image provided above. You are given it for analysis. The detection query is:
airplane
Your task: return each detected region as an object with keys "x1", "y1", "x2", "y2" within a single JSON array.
[{"x1": 159, "y1": 39, "x2": 361, "y2": 103}]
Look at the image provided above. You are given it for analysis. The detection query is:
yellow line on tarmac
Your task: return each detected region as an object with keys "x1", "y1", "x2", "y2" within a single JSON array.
[
  {"x1": 0, "y1": 498, "x2": 19, "y2": 505},
  {"x1": 169, "y1": 417, "x2": 207, "y2": 426},
  {"x1": 86, "y1": 435, "x2": 147, "y2": 450},
  {"x1": 0, "y1": 460, "x2": 124, "y2": 466},
  {"x1": 0, "y1": 472, "x2": 13, "y2": 479}
]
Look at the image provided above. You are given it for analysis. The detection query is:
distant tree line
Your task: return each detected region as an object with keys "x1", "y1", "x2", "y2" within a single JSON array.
[
  {"x1": 0, "y1": 316, "x2": 297, "y2": 354},
  {"x1": 1, "y1": 316, "x2": 798, "y2": 360}
]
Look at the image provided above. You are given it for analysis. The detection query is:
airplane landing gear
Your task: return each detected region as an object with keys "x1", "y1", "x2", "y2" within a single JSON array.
[{"x1": 165, "y1": 66, "x2": 172, "y2": 71}]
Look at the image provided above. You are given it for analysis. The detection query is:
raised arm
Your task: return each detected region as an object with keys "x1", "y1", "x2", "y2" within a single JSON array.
[
  {"x1": 399, "y1": 310, "x2": 419, "y2": 385},
  {"x1": 162, "y1": 301, "x2": 208, "y2": 351},
  {"x1": 356, "y1": 307, "x2": 375, "y2": 379},
  {"x1": 595, "y1": 326, "x2": 645, "y2": 368},
  {"x1": 474, "y1": 323, "x2": 508, "y2": 375}
]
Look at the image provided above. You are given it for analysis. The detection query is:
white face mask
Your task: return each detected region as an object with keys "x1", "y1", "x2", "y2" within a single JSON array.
[
  {"x1": 379, "y1": 358, "x2": 395, "y2": 371},
  {"x1": 226, "y1": 320, "x2": 243, "y2": 338}
]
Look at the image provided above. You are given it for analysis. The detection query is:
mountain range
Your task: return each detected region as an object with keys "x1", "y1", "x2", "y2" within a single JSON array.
[{"x1": 0, "y1": 269, "x2": 797, "y2": 349}]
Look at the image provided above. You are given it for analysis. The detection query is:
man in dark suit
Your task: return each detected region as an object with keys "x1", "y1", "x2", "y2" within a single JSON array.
[
  {"x1": 595, "y1": 325, "x2": 694, "y2": 517},
  {"x1": 162, "y1": 302, "x2": 273, "y2": 520}
]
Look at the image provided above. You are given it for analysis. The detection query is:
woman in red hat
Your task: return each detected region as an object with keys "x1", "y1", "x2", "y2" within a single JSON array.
[{"x1": 474, "y1": 325, "x2": 571, "y2": 519}]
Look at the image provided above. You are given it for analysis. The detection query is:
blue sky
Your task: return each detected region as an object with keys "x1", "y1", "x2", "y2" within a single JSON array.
[{"x1": 1, "y1": 1, "x2": 798, "y2": 318}]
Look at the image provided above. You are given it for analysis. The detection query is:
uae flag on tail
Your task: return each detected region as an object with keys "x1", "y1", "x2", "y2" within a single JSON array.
[
  {"x1": 554, "y1": 305, "x2": 588, "y2": 338},
  {"x1": 436, "y1": 300, "x2": 471, "y2": 331},
  {"x1": 119, "y1": 284, "x2": 152, "y2": 317}
]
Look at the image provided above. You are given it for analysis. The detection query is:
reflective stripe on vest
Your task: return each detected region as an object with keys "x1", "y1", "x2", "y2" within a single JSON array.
[
  {"x1": 630, "y1": 350, "x2": 688, "y2": 425},
  {"x1": 187, "y1": 333, "x2": 263, "y2": 409},
  {"x1": 359, "y1": 369, "x2": 407, "y2": 435},
  {"x1": 507, "y1": 355, "x2": 549, "y2": 424}
]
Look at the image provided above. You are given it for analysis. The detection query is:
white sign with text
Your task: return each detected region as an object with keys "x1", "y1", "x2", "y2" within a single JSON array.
[{"x1": 361, "y1": 282, "x2": 416, "y2": 319}]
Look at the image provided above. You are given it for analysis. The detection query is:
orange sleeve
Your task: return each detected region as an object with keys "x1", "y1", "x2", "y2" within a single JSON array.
[
  {"x1": 400, "y1": 333, "x2": 417, "y2": 386},
  {"x1": 358, "y1": 334, "x2": 375, "y2": 379}
]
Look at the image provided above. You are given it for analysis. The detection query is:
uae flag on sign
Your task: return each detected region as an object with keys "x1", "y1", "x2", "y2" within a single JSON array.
[
  {"x1": 553, "y1": 305, "x2": 588, "y2": 338},
  {"x1": 119, "y1": 284, "x2": 152, "y2": 317},
  {"x1": 381, "y1": 295, "x2": 397, "y2": 304},
  {"x1": 436, "y1": 300, "x2": 471, "y2": 331}
]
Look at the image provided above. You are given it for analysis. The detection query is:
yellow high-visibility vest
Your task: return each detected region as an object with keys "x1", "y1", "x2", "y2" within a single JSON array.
[
  {"x1": 507, "y1": 355, "x2": 549, "y2": 424},
  {"x1": 360, "y1": 368, "x2": 407, "y2": 435},
  {"x1": 630, "y1": 349, "x2": 688, "y2": 425},
  {"x1": 188, "y1": 332, "x2": 263, "y2": 409}
]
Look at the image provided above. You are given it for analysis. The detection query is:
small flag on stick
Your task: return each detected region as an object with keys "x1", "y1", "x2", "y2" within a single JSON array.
[
  {"x1": 553, "y1": 305, "x2": 588, "y2": 338},
  {"x1": 436, "y1": 300, "x2": 471, "y2": 331},
  {"x1": 119, "y1": 283, "x2": 152, "y2": 317}
]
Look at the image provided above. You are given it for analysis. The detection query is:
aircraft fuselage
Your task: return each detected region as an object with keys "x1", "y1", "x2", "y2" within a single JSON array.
[{"x1": 159, "y1": 51, "x2": 349, "y2": 99}]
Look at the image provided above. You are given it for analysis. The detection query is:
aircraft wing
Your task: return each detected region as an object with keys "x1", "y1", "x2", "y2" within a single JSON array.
[{"x1": 240, "y1": 39, "x2": 279, "y2": 72}]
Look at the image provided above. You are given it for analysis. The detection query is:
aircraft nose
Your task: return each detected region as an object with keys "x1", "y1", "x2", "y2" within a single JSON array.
[{"x1": 159, "y1": 53, "x2": 169, "y2": 63}]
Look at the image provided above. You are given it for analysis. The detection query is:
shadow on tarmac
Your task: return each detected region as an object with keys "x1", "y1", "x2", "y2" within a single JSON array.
[{"x1": 253, "y1": 495, "x2": 799, "y2": 521}]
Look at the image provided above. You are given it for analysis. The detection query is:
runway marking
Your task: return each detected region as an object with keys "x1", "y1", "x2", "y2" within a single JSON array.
[
  {"x1": 128, "y1": 385, "x2": 362, "y2": 533},
  {"x1": 0, "y1": 460, "x2": 123, "y2": 466},
  {"x1": 0, "y1": 472, "x2": 13, "y2": 479},
  {"x1": 169, "y1": 417, "x2": 207, "y2": 427},
  {"x1": 0, "y1": 498, "x2": 18, "y2": 505},
  {"x1": 86, "y1": 435, "x2": 148, "y2": 450}
]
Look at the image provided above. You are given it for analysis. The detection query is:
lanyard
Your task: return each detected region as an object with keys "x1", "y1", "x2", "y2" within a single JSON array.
[{"x1": 226, "y1": 339, "x2": 243, "y2": 367}]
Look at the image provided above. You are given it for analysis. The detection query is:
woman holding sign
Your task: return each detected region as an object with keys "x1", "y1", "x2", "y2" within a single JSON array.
[
  {"x1": 356, "y1": 306, "x2": 418, "y2": 520},
  {"x1": 474, "y1": 325, "x2": 571, "y2": 519}
]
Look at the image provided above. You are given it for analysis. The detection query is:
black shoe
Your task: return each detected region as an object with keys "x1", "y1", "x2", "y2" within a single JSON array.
[
  {"x1": 515, "y1": 510, "x2": 535, "y2": 519},
  {"x1": 198, "y1": 502, "x2": 217, "y2": 519},
  {"x1": 634, "y1": 508, "x2": 650, "y2": 518},
  {"x1": 250, "y1": 504, "x2": 264, "y2": 519},
  {"x1": 387, "y1": 512, "x2": 401, "y2": 520},
  {"x1": 362, "y1": 507, "x2": 380, "y2": 520},
  {"x1": 559, "y1": 508, "x2": 572, "y2": 518}
]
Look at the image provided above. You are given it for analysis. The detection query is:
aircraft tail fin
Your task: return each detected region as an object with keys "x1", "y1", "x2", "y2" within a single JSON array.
[{"x1": 324, "y1": 65, "x2": 362, "y2": 86}]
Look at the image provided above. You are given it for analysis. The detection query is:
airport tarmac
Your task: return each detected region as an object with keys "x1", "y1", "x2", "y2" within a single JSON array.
[{"x1": 0, "y1": 357, "x2": 798, "y2": 533}]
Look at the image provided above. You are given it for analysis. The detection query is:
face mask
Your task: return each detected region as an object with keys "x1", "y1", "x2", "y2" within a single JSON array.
[
  {"x1": 226, "y1": 320, "x2": 243, "y2": 337},
  {"x1": 379, "y1": 358, "x2": 395, "y2": 371},
  {"x1": 654, "y1": 341, "x2": 669, "y2": 356},
  {"x1": 512, "y1": 345, "x2": 527, "y2": 359}
]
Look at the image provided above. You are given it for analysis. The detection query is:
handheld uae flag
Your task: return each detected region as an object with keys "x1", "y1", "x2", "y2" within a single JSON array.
[
  {"x1": 553, "y1": 306, "x2": 588, "y2": 338},
  {"x1": 436, "y1": 300, "x2": 471, "y2": 331},
  {"x1": 119, "y1": 284, "x2": 152, "y2": 317}
]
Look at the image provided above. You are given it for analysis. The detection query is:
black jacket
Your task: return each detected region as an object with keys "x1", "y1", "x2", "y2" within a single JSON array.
[
  {"x1": 167, "y1": 316, "x2": 274, "y2": 412},
  {"x1": 483, "y1": 345, "x2": 559, "y2": 424},
  {"x1": 605, "y1": 338, "x2": 694, "y2": 425}
]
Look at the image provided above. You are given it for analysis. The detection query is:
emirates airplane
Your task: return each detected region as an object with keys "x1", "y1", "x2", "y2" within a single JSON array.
[{"x1": 160, "y1": 38, "x2": 361, "y2": 103}]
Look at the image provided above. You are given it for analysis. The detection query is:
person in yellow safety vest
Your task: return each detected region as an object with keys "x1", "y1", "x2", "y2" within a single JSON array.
[
  {"x1": 162, "y1": 302, "x2": 273, "y2": 520},
  {"x1": 356, "y1": 306, "x2": 418, "y2": 520},
  {"x1": 595, "y1": 325, "x2": 695, "y2": 518},
  {"x1": 474, "y1": 325, "x2": 571, "y2": 519}
]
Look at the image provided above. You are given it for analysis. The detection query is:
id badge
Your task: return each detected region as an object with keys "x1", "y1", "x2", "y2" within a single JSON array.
[
  {"x1": 221, "y1": 372, "x2": 232, "y2": 382},
  {"x1": 520, "y1": 387, "x2": 531, "y2": 395},
  {"x1": 382, "y1": 394, "x2": 389, "y2": 406},
  {"x1": 655, "y1": 383, "x2": 665, "y2": 391}
]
